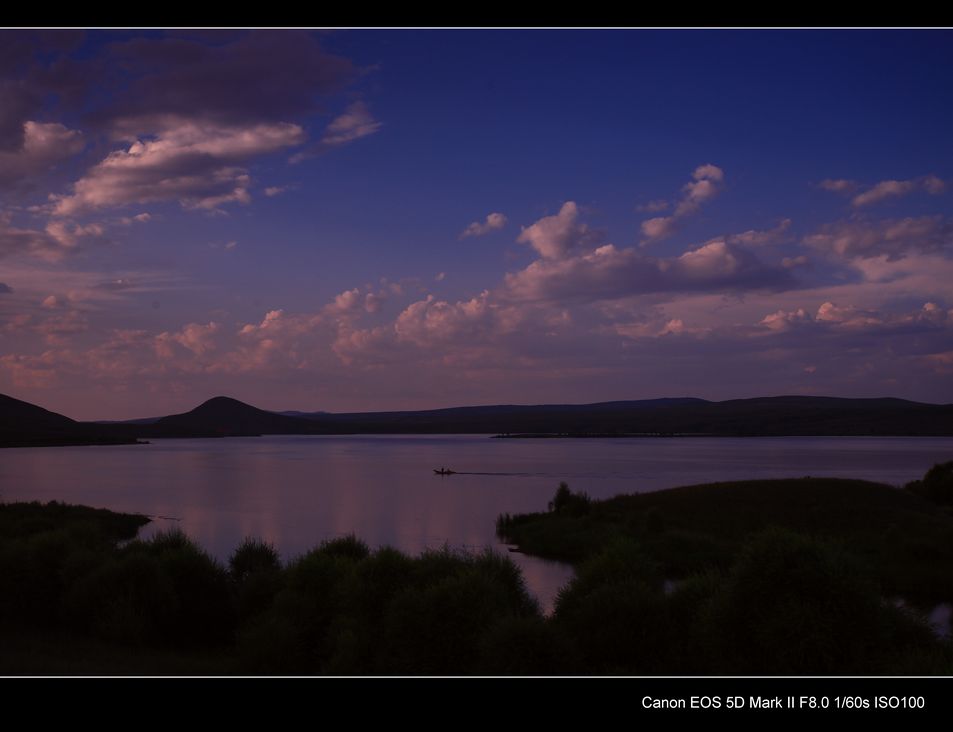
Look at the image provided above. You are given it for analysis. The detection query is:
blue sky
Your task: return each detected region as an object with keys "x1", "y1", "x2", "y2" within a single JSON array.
[{"x1": 1, "y1": 29, "x2": 952, "y2": 418}]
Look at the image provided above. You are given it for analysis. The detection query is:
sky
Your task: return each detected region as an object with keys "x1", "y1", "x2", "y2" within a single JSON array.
[{"x1": 0, "y1": 29, "x2": 952, "y2": 420}]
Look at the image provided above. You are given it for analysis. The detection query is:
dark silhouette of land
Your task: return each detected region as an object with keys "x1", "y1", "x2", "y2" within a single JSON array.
[
  {"x1": 0, "y1": 393, "x2": 141, "y2": 447},
  {"x1": 3, "y1": 392, "x2": 952, "y2": 447}
]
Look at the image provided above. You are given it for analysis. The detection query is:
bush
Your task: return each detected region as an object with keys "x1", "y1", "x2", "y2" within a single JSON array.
[
  {"x1": 67, "y1": 530, "x2": 235, "y2": 648},
  {"x1": 553, "y1": 540, "x2": 671, "y2": 673},
  {"x1": 477, "y1": 617, "x2": 571, "y2": 675},
  {"x1": 548, "y1": 482, "x2": 591, "y2": 517},
  {"x1": 229, "y1": 538, "x2": 281, "y2": 582},
  {"x1": 906, "y1": 461, "x2": 953, "y2": 504},
  {"x1": 702, "y1": 527, "x2": 930, "y2": 675}
]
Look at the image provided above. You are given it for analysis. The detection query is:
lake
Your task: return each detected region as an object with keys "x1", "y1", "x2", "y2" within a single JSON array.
[{"x1": 1, "y1": 434, "x2": 950, "y2": 613}]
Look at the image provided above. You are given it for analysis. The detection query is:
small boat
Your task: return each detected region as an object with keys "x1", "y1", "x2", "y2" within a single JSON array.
[{"x1": 433, "y1": 468, "x2": 456, "y2": 475}]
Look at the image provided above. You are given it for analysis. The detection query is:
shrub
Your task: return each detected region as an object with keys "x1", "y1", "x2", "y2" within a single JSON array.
[
  {"x1": 702, "y1": 527, "x2": 922, "y2": 675},
  {"x1": 548, "y1": 482, "x2": 591, "y2": 517},
  {"x1": 553, "y1": 540, "x2": 670, "y2": 673},
  {"x1": 906, "y1": 461, "x2": 953, "y2": 504},
  {"x1": 229, "y1": 538, "x2": 281, "y2": 582}
]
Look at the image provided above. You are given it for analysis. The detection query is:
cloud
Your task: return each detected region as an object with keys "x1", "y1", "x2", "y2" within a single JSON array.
[
  {"x1": 0, "y1": 282, "x2": 12, "y2": 294},
  {"x1": 52, "y1": 119, "x2": 304, "y2": 216},
  {"x1": 817, "y1": 174, "x2": 948, "y2": 207},
  {"x1": 641, "y1": 164, "x2": 725, "y2": 242},
  {"x1": 640, "y1": 216, "x2": 679, "y2": 241},
  {"x1": 0, "y1": 32, "x2": 88, "y2": 153},
  {"x1": 504, "y1": 239, "x2": 791, "y2": 304},
  {"x1": 155, "y1": 322, "x2": 220, "y2": 359},
  {"x1": 804, "y1": 216, "x2": 952, "y2": 261},
  {"x1": 118, "y1": 212, "x2": 151, "y2": 225},
  {"x1": 923, "y1": 175, "x2": 946, "y2": 195},
  {"x1": 636, "y1": 199, "x2": 669, "y2": 213},
  {"x1": 756, "y1": 300, "x2": 952, "y2": 336},
  {"x1": 100, "y1": 32, "x2": 357, "y2": 132},
  {"x1": 506, "y1": 204, "x2": 792, "y2": 304},
  {"x1": 851, "y1": 176, "x2": 946, "y2": 207},
  {"x1": 760, "y1": 307, "x2": 812, "y2": 332},
  {"x1": 818, "y1": 179, "x2": 857, "y2": 194},
  {"x1": 852, "y1": 179, "x2": 918, "y2": 207},
  {"x1": 320, "y1": 101, "x2": 382, "y2": 147},
  {"x1": 264, "y1": 186, "x2": 287, "y2": 197},
  {"x1": 460, "y1": 212, "x2": 508, "y2": 239},
  {"x1": 289, "y1": 101, "x2": 382, "y2": 163},
  {"x1": 93, "y1": 278, "x2": 135, "y2": 292},
  {"x1": 700, "y1": 219, "x2": 793, "y2": 250},
  {"x1": 516, "y1": 202, "x2": 600, "y2": 259},
  {"x1": 0, "y1": 120, "x2": 84, "y2": 188},
  {"x1": 0, "y1": 213, "x2": 102, "y2": 261}
]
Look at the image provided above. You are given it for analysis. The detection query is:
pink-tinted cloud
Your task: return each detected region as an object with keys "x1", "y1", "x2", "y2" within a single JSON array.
[
  {"x1": 505, "y1": 238, "x2": 790, "y2": 304},
  {"x1": 0, "y1": 121, "x2": 84, "y2": 188},
  {"x1": 720, "y1": 219, "x2": 793, "y2": 247},
  {"x1": 820, "y1": 175, "x2": 947, "y2": 205},
  {"x1": 851, "y1": 176, "x2": 946, "y2": 207},
  {"x1": 290, "y1": 101, "x2": 382, "y2": 163},
  {"x1": 516, "y1": 202, "x2": 600, "y2": 259},
  {"x1": 818, "y1": 178, "x2": 857, "y2": 193},
  {"x1": 155, "y1": 321, "x2": 220, "y2": 359},
  {"x1": 756, "y1": 300, "x2": 952, "y2": 336},
  {"x1": 0, "y1": 213, "x2": 105, "y2": 261},
  {"x1": 52, "y1": 119, "x2": 305, "y2": 216},
  {"x1": 394, "y1": 291, "x2": 504, "y2": 347},
  {"x1": 636, "y1": 199, "x2": 669, "y2": 213},
  {"x1": 640, "y1": 216, "x2": 679, "y2": 241},
  {"x1": 641, "y1": 164, "x2": 725, "y2": 242},
  {"x1": 851, "y1": 179, "x2": 918, "y2": 207},
  {"x1": 804, "y1": 215, "x2": 952, "y2": 261},
  {"x1": 460, "y1": 212, "x2": 508, "y2": 239},
  {"x1": 321, "y1": 101, "x2": 382, "y2": 147}
]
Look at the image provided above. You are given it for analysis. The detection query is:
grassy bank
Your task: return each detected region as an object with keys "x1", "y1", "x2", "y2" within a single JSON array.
[{"x1": 498, "y1": 476, "x2": 953, "y2": 607}]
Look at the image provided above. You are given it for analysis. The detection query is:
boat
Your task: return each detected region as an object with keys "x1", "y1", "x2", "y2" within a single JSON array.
[{"x1": 433, "y1": 468, "x2": 456, "y2": 475}]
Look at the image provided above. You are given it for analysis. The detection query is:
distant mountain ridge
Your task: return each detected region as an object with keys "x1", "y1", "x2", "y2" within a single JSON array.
[
  {"x1": 284, "y1": 395, "x2": 953, "y2": 436},
  {"x1": 3, "y1": 392, "x2": 952, "y2": 447}
]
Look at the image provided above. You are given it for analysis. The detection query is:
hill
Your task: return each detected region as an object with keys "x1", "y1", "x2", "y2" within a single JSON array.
[
  {"x1": 146, "y1": 396, "x2": 326, "y2": 437},
  {"x1": 0, "y1": 393, "x2": 140, "y2": 447}
]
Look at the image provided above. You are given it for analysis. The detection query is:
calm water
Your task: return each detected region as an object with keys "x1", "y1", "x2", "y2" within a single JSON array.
[{"x1": 2, "y1": 435, "x2": 951, "y2": 613}]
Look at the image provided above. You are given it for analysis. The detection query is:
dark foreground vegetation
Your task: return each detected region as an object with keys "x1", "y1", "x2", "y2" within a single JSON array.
[
  {"x1": 3, "y1": 465, "x2": 953, "y2": 675},
  {"x1": 496, "y1": 465, "x2": 953, "y2": 674}
]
